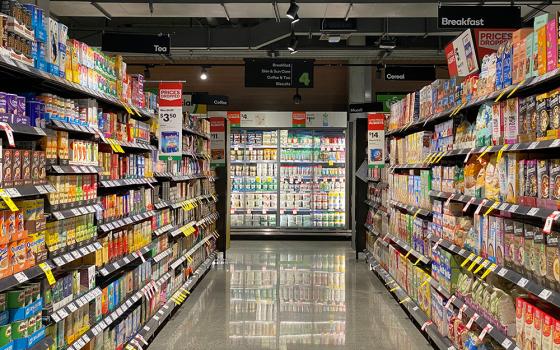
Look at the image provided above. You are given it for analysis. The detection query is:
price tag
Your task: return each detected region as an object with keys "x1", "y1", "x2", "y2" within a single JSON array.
[
  {"x1": 473, "y1": 259, "x2": 490, "y2": 274},
  {"x1": 528, "y1": 141, "x2": 539, "y2": 149},
  {"x1": 508, "y1": 205, "x2": 519, "y2": 213},
  {"x1": 461, "y1": 253, "x2": 476, "y2": 267},
  {"x1": 35, "y1": 185, "x2": 48, "y2": 194},
  {"x1": 58, "y1": 309, "x2": 69, "y2": 319},
  {"x1": 39, "y1": 262, "x2": 56, "y2": 285},
  {"x1": 501, "y1": 339, "x2": 513, "y2": 349},
  {"x1": 432, "y1": 238, "x2": 443, "y2": 252},
  {"x1": 79, "y1": 247, "x2": 88, "y2": 255},
  {"x1": 445, "y1": 295, "x2": 456, "y2": 310},
  {"x1": 421, "y1": 320, "x2": 432, "y2": 331},
  {"x1": 466, "y1": 313, "x2": 479, "y2": 329},
  {"x1": 463, "y1": 197, "x2": 475, "y2": 212},
  {"x1": 13, "y1": 272, "x2": 28, "y2": 283},
  {"x1": 123, "y1": 257, "x2": 131, "y2": 264},
  {"x1": 0, "y1": 189, "x2": 18, "y2": 211},
  {"x1": 79, "y1": 207, "x2": 88, "y2": 215},
  {"x1": 478, "y1": 324, "x2": 494, "y2": 341},
  {"x1": 517, "y1": 277, "x2": 529, "y2": 287},
  {"x1": 113, "y1": 261, "x2": 121, "y2": 270},
  {"x1": 458, "y1": 304, "x2": 468, "y2": 319},
  {"x1": 54, "y1": 257, "x2": 64, "y2": 266},
  {"x1": 71, "y1": 251, "x2": 81, "y2": 259},
  {"x1": 552, "y1": 139, "x2": 560, "y2": 148},
  {"x1": 543, "y1": 211, "x2": 560, "y2": 234},
  {"x1": 68, "y1": 303, "x2": 78, "y2": 312},
  {"x1": 483, "y1": 201, "x2": 499, "y2": 216},
  {"x1": 498, "y1": 202, "x2": 509, "y2": 211},
  {"x1": 53, "y1": 212, "x2": 64, "y2": 220},
  {"x1": 538, "y1": 289, "x2": 553, "y2": 300},
  {"x1": 474, "y1": 199, "x2": 488, "y2": 215},
  {"x1": 528, "y1": 207, "x2": 540, "y2": 216},
  {"x1": 467, "y1": 256, "x2": 483, "y2": 271}
]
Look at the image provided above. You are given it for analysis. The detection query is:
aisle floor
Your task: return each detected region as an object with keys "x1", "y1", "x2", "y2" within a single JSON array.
[{"x1": 149, "y1": 241, "x2": 433, "y2": 350}]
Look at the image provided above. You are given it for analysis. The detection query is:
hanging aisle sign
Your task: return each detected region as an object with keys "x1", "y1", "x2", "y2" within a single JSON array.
[
  {"x1": 368, "y1": 113, "x2": 385, "y2": 168},
  {"x1": 158, "y1": 82, "x2": 183, "y2": 160}
]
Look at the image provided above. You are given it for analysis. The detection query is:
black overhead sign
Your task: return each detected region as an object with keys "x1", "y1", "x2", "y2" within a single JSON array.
[
  {"x1": 438, "y1": 6, "x2": 521, "y2": 28},
  {"x1": 244, "y1": 59, "x2": 314, "y2": 88},
  {"x1": 102, "y1": 33, "x2": 171, "y2": 55},
  {"x1": 191, "y1": 93, "x2": 229, "y2": 106},
  {"x1": 384, "y1": 66, "x2": 436, "y2": 81},
  {"x1": 348, "y1": 102, "x2": 383, "y2": 114}
]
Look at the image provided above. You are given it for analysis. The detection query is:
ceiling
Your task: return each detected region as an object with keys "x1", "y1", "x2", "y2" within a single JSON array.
[{"x1": 50, "y1": 0, "x2": 559, "y2": 61}]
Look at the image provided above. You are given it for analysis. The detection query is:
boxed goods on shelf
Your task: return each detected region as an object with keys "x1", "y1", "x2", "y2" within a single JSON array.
[
  {"x1": 47, "y1": 174, "x2": 97, "y2": 206},
  {"x1": 45, "y1": 214, "x2": 96, "y2": 256},
  {"x1": 1, "y1": 148, "x2": 46, "y2": 188}
]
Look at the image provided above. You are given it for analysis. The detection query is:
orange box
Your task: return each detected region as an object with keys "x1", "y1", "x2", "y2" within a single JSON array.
[
  {"x1": 9, "y1": 240, "x2": 26, "y2": 273},
  {"x1": 0, "y1": 212, "x2": 7, "y2": 245},
  {"x1": 12, "y1": 210, "x2": 26, "y2": 242},
  {"x1": 534, "y1": 307, "x2": 544, "y2": 350},
  {"x1": 4, "y1": 211, "x2": 15, "y2": 242},
  {"x1": 543, "y1": 313, "x2": 554, "y2": 350},
  {"x1": 0, "y1": 243, "x2": 11, "y2": 279},
  {"x1": 538, "y1": 25, "x2": 548, "y2": 76},
  {"x1": 513, "y1": 28, "x2": 533, "y2": 84}
]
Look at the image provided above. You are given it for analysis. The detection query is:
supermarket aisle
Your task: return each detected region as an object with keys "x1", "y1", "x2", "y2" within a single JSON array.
[{"x1": 149, "y1": 241, "x2": 432, "y2": 350}]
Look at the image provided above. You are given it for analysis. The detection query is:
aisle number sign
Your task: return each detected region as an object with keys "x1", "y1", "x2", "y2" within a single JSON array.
[
  {"x1": 158, "y1": 82, "x2": 183, "y2": 161},
  {"x1": 367, "y1": 113, "x2": 385, "y2": 168}
]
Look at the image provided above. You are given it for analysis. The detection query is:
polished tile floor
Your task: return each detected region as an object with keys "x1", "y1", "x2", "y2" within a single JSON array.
[{"x1": 149, "y1": 241, "x2": 433, "y2": 350}]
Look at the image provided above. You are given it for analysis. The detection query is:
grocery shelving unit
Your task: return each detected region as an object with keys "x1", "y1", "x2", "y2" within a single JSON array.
[{"x1": 0, "y1": 21, "x2": 221, "y2": 350}]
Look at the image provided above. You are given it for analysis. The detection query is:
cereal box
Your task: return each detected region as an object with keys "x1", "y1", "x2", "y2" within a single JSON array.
[
  {"x1": 535, "y1": 13, "x2": 549, "y2": 76},
  {"x1": 548, "y1": 18, "x2": 558, "y2": 72}
]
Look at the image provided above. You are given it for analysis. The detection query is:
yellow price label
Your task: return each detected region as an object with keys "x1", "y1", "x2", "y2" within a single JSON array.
[
  {"x1": 255, "y1": 176, "x2": 261, "y2": 182},
  {"x1": 390, "y1": 286, "x2": 400, "y2": 292},
  {"x1": 404, "y1": 251, "x2": 412, "y2": 259},
  {"x1": 507, "y1": 79, "x2": 525, "y2": 98},
  {"x1": 122, "y1": 103, "x2": 133, "y2": 115},
  {"x1": 107, "y1": 139, "x2": 119, "y2": 153},
  {"x1": 0, "y1": 189, "x2": 18, "y2": 212},
  {"x1": 39, "y1": 263, "x2": 56, "y2": 285},
  {"x1": 467, "y1": 256, "x2": 483, "y2": 271},
  {"x1": 413, "y1": 257, "x2": 422, "y2": 266},
  {"x1": 473, "y1": 259, "x2": 490, "y2": 274},
  {"x1": 420, "y1": 278, "x2": 431, "y2": 288},
  {"x1": 180, "y1": 226, "x2": 191, "y2": 236},
  {"x1": 430, "y1": 152, "x2": 442, "y2": 164},
  {"x1": 187, "y1": 256, "x2": 193, "y2": 263},
  {"x1": 461, "y1": 253, "x2": 476, "y2": 267},
  {"x1": 413, "y1": 209, "x2": 421, "y2": 220},
  {"x1": 422, "y1": 153, "x2": 432, "y2": 163},
  {"x1": 116, "y1": 142, "x2": 125, "y2": 153},
  {"x1": 484, "y1": 202, "x2": 499, "y2": 217},
  {"x1": 494, "y1": 88, "x2": 509, "y2": 102},
  {"x1": 435, "y1": 152, "x2": 447, "y2": 163},
  {"x1": 399, "y1": 297, "x2": 411, "y2": 304},
  {"x1": 481, "y1": 263, "x2": 497, "y2": 279},
  {"x1": 477, "y1": 146, "x2": 492, "y2": 160},
  {"x1": 496, "y1": 144, "x2": 509, "y2": 163},
  {"x1": 328, "y1": 160, "x2": 334, "y2": 166},
  {"x1": 133, "y1": 106, "x2": 142, "y2": 117}
]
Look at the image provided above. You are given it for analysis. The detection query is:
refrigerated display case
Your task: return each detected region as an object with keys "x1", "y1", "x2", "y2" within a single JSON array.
[{"x1": 229, "y1": 128, "x2": 348, "y2": 233}]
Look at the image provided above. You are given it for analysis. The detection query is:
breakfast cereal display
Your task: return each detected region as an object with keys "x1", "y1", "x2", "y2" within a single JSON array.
[{"x1": 0, "y1": 24, "x2": 220, "y2": 350}]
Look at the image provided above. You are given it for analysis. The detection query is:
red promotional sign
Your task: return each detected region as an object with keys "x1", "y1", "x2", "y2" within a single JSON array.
[
  {"x1": 291, "y1": 112, "x2": 306, "y2": 127},
  {"x1": 158, "y1": 82, "x2": 182, "y2": 107},
  {"x1": 210, "y1": 117, "x2": 225, "y2": 132},
  {"x1": 368, "y1": 113, "x2": 385, "y2": 131},
  {"x1": 445, "y1": 43, "x2": 458, "y2": 77},
  {"x1": 367, "y1": 113, "x2": 385, "y2": 168},
  {"x1": 473, "y1": 28, "x2": 515, "y2": 59},
  {"x1": 227, "y1": 111, "x2": 241, "y2": 127}
]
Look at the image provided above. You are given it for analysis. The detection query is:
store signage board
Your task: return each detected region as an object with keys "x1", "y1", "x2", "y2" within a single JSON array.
[
  {"x1": 368, "y1": 113, "x2": 385, "y2": 168},
  {"x1": 348, "y1": 102, "x2": 384, "y2": 114},
  {"x1": 384, "y1": 66, "x2": 436, "y2": 81},
  {"x1": 183, "y1": 94, "x2": 207, "y2": 115},
  {"x1": 445, "y1": 29, "x2": 480, "y2": 77},
  {"x1": 209, "y1": 116, "x2": 226, "y2": 167},
  {"x1": 244, "y1": 59, "x2": 314, "y2": 88},
  {"x1": 225, "y1": 111, "x2": 346, "y2": 128},
  {"x1": 375, "y1": 95, "x2": 404, "y2": 112},
  {"x1": 102, "y1": 33, "x2": 170, "y2": 55},
  {"x1": 438, "y1": 6, "x2": 521, "y2": 29},
  {"x1": 192, "y1": 93, "x2": 229, "y2": 106},
  {"x1": 473, "y1": 29, "x2": 515, "y2": 60},
  {"x1": 158, "y1": 82, "x2": 183, "y2": 160}
]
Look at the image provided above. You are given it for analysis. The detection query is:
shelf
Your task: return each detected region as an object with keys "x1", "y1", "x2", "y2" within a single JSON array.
[
  {"x1": 170, "y1": 235, "x2": 215, "y2": 270},
  {"x1": 183, "y1": 127, "x2": 211, "y2": 139},
  {"x1": 51, "y1": 242, "x2": 102, "y2": 268},
  {"x1": 383, "y1": 232, "x2": 430, "y2": 264},
  {"x1": 429, "y1": 235, "x2": 560, "y2": 309},
  {"x1": 364, "y1": 251, "x2": 454, "y2": 350},
  {"x1": 49, "y1": 120, "x2": 98, "y2": 135},
  {"x1": 389, "y1": 200, "x2": 432, "y2": 218},
  {"x1": 0, "y1": 122, "x2": 46, "y2": 136},
  {"x1": 98, "y1": 137, "x2": 156, "y2": 152},
  {"x1": 428, "y1": 190, "x2": 558, "y2": 222},
  {"x1": 153, "y1": 224, "x2": 175, "y2": 236},
  {"x1": 1, "y1": 183, "x2": 57, "y2": 198},
  {"x1": 389, "y1": 164, "x2": 432, "y2": 170},
  {"x1": 99, "y1": 177, "x2": 157, "y2": 188},
  {"x1": 66, "y1": 271, "x2": 172, "y2": 350},
  {"x1": 231, "y1": 208, "x2": 277, "y2": 214},
  {"x1": 0, "y1": 55, "x2": 155, "y2": 119},
  {"x1": 169, "y1": 212, "x2": 219, "y2": 238},
  {"x1": 232, "y1": 144, "x2": 276, "y2": 149},
  {"x1": 123, "y1": 252, "x2": 215, "y2": 350},
  {"x1": 169, "y1": 193, "x2": 216, "y2": 210},
  {"x1": 182, "y1": 151, "x2": 211, "y2": 160},
  {"x1": 429, "y1": 276, "x2": 519, "y2": 350},
  {"x1": 386, "y1": 67, "x2": 560, "y2": 137},
  {"x1": 28, "y1": 336, "x2": 54, "y2": 350},
  {"x1": 50, "y1": 203, "x2": 101, "y2": 220},
  {"x1": 49, "y1": 287, "x2": 102, "y2": 323},
  {"x1": 49, "y1": 164, "x2": 101, "y2": 174},
  {"x1": 231, "y1": 160, "x2": 277, "y2": 164},
  {"x1": 169, "y1": 220, "x2": 196, "y2": 238},
  {"x1": 152, "y1": 248, "x2": 172, "y2": 264},
  {"x1": 98, "y1": 244, "x2": 153, "y2": 277},
  {"x1": 99, "y1": 210, "x2": 156, "y2": 233},
  {"x1": 0, "y1": 262, "x2": 54, "y2": 293}
]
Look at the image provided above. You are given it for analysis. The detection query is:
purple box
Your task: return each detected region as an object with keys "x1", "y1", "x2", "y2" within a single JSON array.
[
  {"x1": 26, "y1": 101, "x2": 44, "y2": 127},
  {"x1": 6, "y1": 94, "x2": 17, "y2": 115},
  {"x1": 0, "y1": 93, "x2": 6, "y2": 114},
  {"x1": 16, "y1": 96, "x2": 25, "y2": 117}
]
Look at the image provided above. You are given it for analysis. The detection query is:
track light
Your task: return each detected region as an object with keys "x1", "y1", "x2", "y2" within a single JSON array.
[
  {"x1": 288, "y1": 33, "x2": 298, "y2": 53},
  {"x1": 286, "y1": 0, "x2": 299, "y2": 19},
  {"x1": 291, "y1": 14, "x2": 300, "y2": 24},
  {"x1": 293, "y1": 88, "x2": 301, "y2": 104},
  {"x1": 200, "y1": 67, "x2": 208, "y2": 80}
]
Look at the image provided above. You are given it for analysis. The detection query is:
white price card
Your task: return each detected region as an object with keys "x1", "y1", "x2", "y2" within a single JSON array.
[
  {"x1": 80, "y1": 248, "x2": 88, "y2": 255},
  {"x1": 508, "y1": 205, "x2": 519, "y2": 213},
  {"x1": 68, "y1": 303, "x2": 78, "y2": 312},
  {"x1": 51, "y1": 313, "x2": 61, "y2": 323},
  {"x1": 113, "y1": 262, "x2": 120, "y2": 270},
  {"x1": 552, "y1": 139, "x2": 560, "y2": 148},
  {"x1": 458, "y1": 248, "x2": 466, "y2": 255},
  {"x1": 71, "y1": 251, "x2": 81, "y2": 259},
  {"x1": 79, "y1": 207, "x2": 88, "y2": 214},
  {"x1": 501, "y1": 339, "x2": 513, "y2": 349},
  {"x1": 54, "y1": 257, "x2": 64, "y2": 266},
  {"x1": 45, "y1": 184, "x2": 56, "y2": 192},
  {"x1": 466, "y1": 313, "x2": 479, "y2": 329},
  {"x1": 498, "y1": 203, "x2": 509, "y2": 211},
  {"x1": 445, "y1": 295, "x2": 456, "y2": 310},
  {"x1": 13, "y1": 272, "x2": 28, "y2": 283},
  {"x1": 528, "y1": 141, "x2": 539, "y2": 149},
  {"x1": 123, "y1": 257, "x2": 131, "y2": 264},
  {"x1": 538, "y1": 289, "x2": 553, "y2": 300},
  {"x1": 449, "y1": 244, "x2": 457, "y2": 251},
  {"x1": 517, "y1": 277, "x2": 529, "y2": 287},
  {"x1": 527, "y1": 208, "x2": 540, "y2": 216},
  {"x1": 474, "y1": 199, "x2": 488, "y2": 215},
  {"x1": 53, "y1": 212, "x2": 64, "y2": 220},
  {"x1": 71, "y1": 208, "x2": 81, "y2": 216},
  {"x1": 59, "y1": 309, "x2": 69, "y2": 318},
  {"x1": 35, "y1": 185, "x2": 48, "y2": 194},
  {"x1": 478, "y1": 324, "x2": 493, "y2": 341}
]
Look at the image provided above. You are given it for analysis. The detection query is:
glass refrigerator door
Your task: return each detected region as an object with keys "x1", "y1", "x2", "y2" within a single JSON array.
[
  {"x1": 312, "y1": 130, "x2": 346, "y2": 228},
  {"x1": 279, "y1": 129, "x2": 315, "y2": 228},
  {"x1": 230, "y1": 129, "x2": 278, "y2": 228}
]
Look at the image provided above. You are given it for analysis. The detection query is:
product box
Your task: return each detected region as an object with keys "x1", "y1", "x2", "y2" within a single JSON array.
[
  {"x1": 526, "y1": 32, "x2": 536, "y2": 79},
  {"x1": 548, "y1": 18, "x2": 558, "y2": 72},
  {"x1": 492, "y1": 102, "x2": 504, "y2": 145},
  {"x1": 11, "y1": 151, "x2": 21, "y2": 187},
  {"x1": 20, "y1": 151, "x2": 31, "y2": 186},
  {"x1": 535, "y1": 13, "x2": 549, "y2": 76},
  {"x1": 516, "y1": 298, "x2": 526, "y2": 346},
  {"x1": 513, "y1": 28, "x2": 533, "y2": 83},
  {"x1": 47, "y1": 17, "x2": 60, "y2": 75},
  {"x1": 505, "y1": 97, "x2": 519, "y2": 144},
  {"x1": 534, "y1": 307, "x2": 544, "y2": 350},
  {"x1": 2, "y1": 150, "x2": 12, "y2": 188},
  {"x1": 554, "y1": 319, "x2": 560, "y2": 350}
]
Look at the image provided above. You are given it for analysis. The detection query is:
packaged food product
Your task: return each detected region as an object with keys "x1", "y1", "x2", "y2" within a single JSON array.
[
  {"x1": 538, "y1": 159, "x2": 551, "y2": 199},
  {"x1": 485, "y1": 155, "x2": 500, "y2": 201},
  {"x1": 475, "y1": 103, "x2": 493, "y2": 147},
  {"x1": 525, "y1": 95, "x2": 538, "y2": 141},
  {"x1": 504, "y1": 219, "x2": 515, "y2": 268},
  {"x1": 537, "y1": 93, "x2": 550, "y2": 139},
  {"x1": 524, "y1": 224, "x2": 536, "y2": 277},
  {"x1": 549, "y1": 89, "x2": 560, "y2": 135},
  {"x1": 545, "y1": 231, "x2": 559, "y2": 290},
  {"x1": 506, "y1": 153, "x2": 520, "y2": 203},
  {"x1": 505, "y1": 98, "x2": 519, "y2": 144},
  {"x1": 514, "y1": 222, "x2": 526, "y2": 270},
  {"x1": 526, "y1": 159, "x2": 538, "y2": 198}
]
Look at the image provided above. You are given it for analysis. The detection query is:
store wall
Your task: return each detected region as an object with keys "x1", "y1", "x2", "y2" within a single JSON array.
[{"x1": 128, "y1": 59, "x2": 448, "y2": 111}]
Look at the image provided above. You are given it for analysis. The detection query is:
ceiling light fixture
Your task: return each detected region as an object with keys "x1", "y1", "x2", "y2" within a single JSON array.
[
  {"x1": 379, "y1": 36, "x2": 396, "y2": 50},
  {"x1": 286, "y1": 0, "x2": 299, "y2": 20},
  {"x1": 291, "y1": 14, "x2": 300, "y2": 24},
  {"x1": 288, "y1": 32, "x2": 298, "y2": 54},
  {"x1": 200, "y1": 67, "x2": 208, "y2": 80}
]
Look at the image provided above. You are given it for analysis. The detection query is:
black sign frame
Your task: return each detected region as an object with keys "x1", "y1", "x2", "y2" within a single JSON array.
[
  {"x1": 348, "y1": 103, "x2": 383, "y2": 114},
  {"x1": 244, "y1": 59, "x2": 314, "y2": 88},
  {"x1": 102, "y1": 33, "x2": 171, "y2": 55},
  {"x1": 438, "y1": 6, "x2": 521, "y2": 29},
  {"x1": 384, "y1": 66, "x2": 436, "y2": 81}
]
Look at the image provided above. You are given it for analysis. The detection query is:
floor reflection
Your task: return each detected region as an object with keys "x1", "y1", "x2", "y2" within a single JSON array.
[{"x1": 228, "y1": 253, "x2": 346, "y2": 349}]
